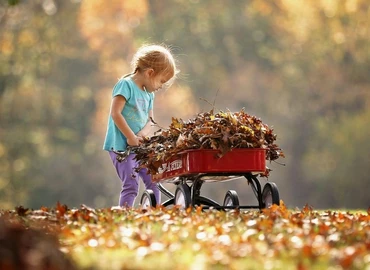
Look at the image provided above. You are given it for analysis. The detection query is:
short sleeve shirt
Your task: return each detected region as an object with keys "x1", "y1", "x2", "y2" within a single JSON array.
[{"x1": 103, "y1": 77, "x2": 154, "y2": 151}]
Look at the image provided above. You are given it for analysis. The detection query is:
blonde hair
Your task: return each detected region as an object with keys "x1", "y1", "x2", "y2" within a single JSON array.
[{"x1": 125, "y1": 44, "x2": 179, "y2": 87}]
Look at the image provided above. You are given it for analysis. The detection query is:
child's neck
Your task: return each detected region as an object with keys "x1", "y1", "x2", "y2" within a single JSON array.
[{"x1": 131, "y1": 73, "x2": 145, "y2": 91}]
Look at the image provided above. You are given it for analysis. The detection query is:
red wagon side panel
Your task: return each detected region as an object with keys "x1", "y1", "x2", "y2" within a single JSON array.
[{"x1": 152, "y1": 148, "x2": 266, "y2": 182}]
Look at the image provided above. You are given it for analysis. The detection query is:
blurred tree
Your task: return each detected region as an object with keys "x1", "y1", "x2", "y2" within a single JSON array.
[
  {"x1": 303, "y1": 109, "x2": 370, "y2": 208},
  {"x1": 0, "y1": 0, "x2": 369, "y2": 209},
  {"x1": 7, "y1": 0, "x2": 19, "y2": 6},
  {"x1": 0, "y1": 1, "x2": 113, "y2": 208},
  {"x1": 137, "y1": 0, "x2": 370, "y2": 208},
  {"x1": 260, "y1": 0, "x2": 370, "y2": 207}
]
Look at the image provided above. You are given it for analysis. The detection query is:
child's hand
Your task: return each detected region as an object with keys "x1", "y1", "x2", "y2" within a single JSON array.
[
  {"x1": 136, "y1": 131, "x2": 147, "y2": 138},
  {"x1": 127, "y1": 135, "x2": 142, "y2": 146}
]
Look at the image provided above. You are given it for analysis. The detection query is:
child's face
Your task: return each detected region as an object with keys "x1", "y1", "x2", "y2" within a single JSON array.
[{"x1": 145, "y1": 70, "x2": 173, "y2": 93}]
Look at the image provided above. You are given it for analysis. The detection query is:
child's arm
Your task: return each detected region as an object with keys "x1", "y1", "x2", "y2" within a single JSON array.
[
  {"x1": 137, "y1": 109, "x2": 154, "y2": 138},
  {"x1": 110, "y1": 95, "x2": 142, "y2": 146}
]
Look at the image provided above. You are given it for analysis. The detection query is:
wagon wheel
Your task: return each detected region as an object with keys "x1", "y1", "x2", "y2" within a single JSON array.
[
  {"x1": 262, "y1": 182, "x2": 280, "y2": 208},
  {"x1": 174, "y1": 184, "x2": 191, "y2": 209},
  {"x1": 140, "y1": 189, "x2": 157, "y2": 209},
  {"x1": 223, "y1": 190, "x2": 240, "y2": 207}
]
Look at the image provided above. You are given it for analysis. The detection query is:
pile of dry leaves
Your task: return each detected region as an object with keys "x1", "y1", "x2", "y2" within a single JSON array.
[{"x1": 116, "y1": 109, "x2": 284, "y2": 175}]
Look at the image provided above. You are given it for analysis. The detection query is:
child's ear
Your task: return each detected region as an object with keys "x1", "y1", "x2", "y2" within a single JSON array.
[{"x1": 146, "y1": 68, "x2": 155, "y2": 77}]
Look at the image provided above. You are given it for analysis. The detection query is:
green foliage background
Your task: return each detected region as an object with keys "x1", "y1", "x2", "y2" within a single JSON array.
[{"x1": 1, "y1": 0, "x2": 369, "y2": 209}]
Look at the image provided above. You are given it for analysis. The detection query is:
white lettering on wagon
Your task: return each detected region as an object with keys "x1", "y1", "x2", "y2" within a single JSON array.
[
  {"x1": 158, "y1": 159, "x2": 182, "y2": 173},
  {"x1": 169, "y1": 160, "x2": 182, "y2": 171}
]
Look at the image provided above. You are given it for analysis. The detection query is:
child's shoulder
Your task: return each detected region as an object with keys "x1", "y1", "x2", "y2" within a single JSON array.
[
  {"x1": 112, "y1": 76, "x2": 133, "y2": 94},
  {"x1": 117, "y1": 76, "x2": 132, "y2": 84},
  {"x1": 114, "y1": 76, "x2": 132, "y2": 87}
]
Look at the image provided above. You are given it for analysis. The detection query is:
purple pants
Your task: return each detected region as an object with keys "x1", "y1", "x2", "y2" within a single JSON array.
[{"x1": 109, "y1": 151, "x2": 160, "y2": 207}]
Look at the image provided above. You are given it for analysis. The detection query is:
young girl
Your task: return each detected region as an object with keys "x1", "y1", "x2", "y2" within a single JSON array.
[{"x1": 103, "y1": 44, "x2": 179, "y2": 207}]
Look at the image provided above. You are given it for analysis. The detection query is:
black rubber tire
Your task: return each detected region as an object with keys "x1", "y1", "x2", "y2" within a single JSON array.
[
  {"x1": 262, "y1": 182, "x2": 280, "y2": 208},
  {"x1": 223, "y1": 190, "x2": 240, "y2": 207},
  {"x1": 140, "y1": 189, "x2": 157, "y2": 208},
  {"x1": 174, "y1": 184, "x2": 191, "y2": 209}
]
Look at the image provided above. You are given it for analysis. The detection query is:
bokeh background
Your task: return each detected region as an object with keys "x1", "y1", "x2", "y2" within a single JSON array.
[{"x1": 1, "y1": 0, "x2": 369, "y2": 209}]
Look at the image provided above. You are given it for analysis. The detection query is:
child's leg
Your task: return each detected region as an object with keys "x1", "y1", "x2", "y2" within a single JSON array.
[
  {"x1": 139, "y1": 169, "x2": 161, "y2": 205},
  {"x1": 109, "y1": 152, "x2": 139, "y2": 207}
]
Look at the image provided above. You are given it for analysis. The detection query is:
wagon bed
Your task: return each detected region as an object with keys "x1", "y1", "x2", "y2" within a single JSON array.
[
  {"x1": 152, "y1": 148, "x2": 266, "y2": 182},
  {"x1": 140, "y1": 148, "x2": 280, "y2": 210}
]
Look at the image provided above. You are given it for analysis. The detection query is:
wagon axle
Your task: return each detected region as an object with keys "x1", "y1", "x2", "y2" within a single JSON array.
[{"x1": 141, "y1": 172, "x2": 280, "y2": 210}]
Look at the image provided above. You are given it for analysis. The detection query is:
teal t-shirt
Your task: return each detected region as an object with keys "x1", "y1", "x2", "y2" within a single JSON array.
[{"x1": 103, "y1": 77, "x2": 154, "y2": 151}]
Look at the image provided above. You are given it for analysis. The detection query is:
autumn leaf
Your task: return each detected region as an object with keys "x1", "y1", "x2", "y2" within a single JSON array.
[{"x1": 15, "y1": 205, "x2": 29, "y2": 216}]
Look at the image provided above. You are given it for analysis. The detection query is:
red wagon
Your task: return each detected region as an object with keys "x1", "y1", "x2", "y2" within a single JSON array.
[{"x1": 140, "y1": 148, "x2": 280, "y2": 210}]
